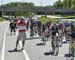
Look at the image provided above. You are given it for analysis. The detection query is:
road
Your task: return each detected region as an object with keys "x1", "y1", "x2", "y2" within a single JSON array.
[
  {"x1": 0, "y1": 21, "x2": 74, "y2": 60},
  {"x1": 0, "y1": 21, "x2": 9, "y2": 56},
  {"x1": 0, "y1": 14, "x2": 75, "y2": 60},
  {"x1": 47, "y1": 15, "x2": 64, "y2": 18},
  {"x1": 35, "y1": 15, "x2": 64, "y2": 18}
]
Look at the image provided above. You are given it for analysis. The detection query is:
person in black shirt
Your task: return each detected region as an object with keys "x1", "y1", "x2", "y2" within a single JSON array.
[{"x1": 9, "y1": 20, "x2": 16, "y2": 35}]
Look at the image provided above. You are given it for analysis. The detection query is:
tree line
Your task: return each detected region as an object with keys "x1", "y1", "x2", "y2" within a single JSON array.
[
  {"x1": 1, "y1": 1, "x2": 75, "y2": 17},
  {"x1": 2, "y1": 2, "x2": 34, "y2": 7},
  {"x1": 1, "y1": 2, "x2": 34, "y2": 17},
  {"x1": 2, "y1": 1, "x2": 75, "y2": 9},
  {"x1": 53, "y1": 0, "x2": 75, "y2": 9}
]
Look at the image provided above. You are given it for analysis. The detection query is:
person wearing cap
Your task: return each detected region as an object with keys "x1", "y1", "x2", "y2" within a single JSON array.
[{"x1": 15, "y1": 18, "x2": 26, "y2": 50}]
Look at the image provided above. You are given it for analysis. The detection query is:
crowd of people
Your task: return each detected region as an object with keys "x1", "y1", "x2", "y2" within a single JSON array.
[{"x1": 9, "y1": 16, "x2": 75, "y2": 59}]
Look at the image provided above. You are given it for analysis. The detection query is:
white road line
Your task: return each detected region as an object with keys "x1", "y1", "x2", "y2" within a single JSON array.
[
  {"x1": 19, "y1": 41, "x2": 30, "y2": 60},
  {"x1": 1, "y1": 26, "x2": 9, "y2": 60},
  {"x1": 16, "y1": 30, "x2": 30, "y2": 60}
]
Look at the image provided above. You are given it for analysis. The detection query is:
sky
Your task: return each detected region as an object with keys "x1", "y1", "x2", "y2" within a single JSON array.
[{"x1": 0, "y1": 0, "x2": 58, "y2": 6}]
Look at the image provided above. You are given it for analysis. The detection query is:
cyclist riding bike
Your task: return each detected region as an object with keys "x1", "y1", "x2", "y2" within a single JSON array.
[
  {"x1": 30, "y1": 20, "x2": 34, "y2": 37},
  {"x1": 59, "y1": 22, "x2": 66, "y2": 43},
  {"x1": 37, "y1": 21, "x2": 42, "y2": 36},
  {"x1": 51, "y1": 22, "x2": 60, "y2": 56}
]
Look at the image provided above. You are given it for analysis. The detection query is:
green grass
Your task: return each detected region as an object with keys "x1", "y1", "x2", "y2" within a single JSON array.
[
  {"x1": 61, "y1": 15, "x2": 75, "y2": 18},
  {"x1": 53, "y1": 15, "x2": 75, "y2": 18},
  {"x1": 38, "y1": 16, "x2": 61, "y2": 23},
  {"x1": 0, "y1": 17, "x2": 5, "y2": 22},
  {"x1": 53, "y1": 15, "x2": 63, "y2": 17}
]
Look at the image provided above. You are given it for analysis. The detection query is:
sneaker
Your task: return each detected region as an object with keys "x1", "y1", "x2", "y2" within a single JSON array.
[
  {"x1": 14, "y1": 48, "x2": 17, "y2": 51},
  {"x1": 21, "y1": 48, "x2": 24, "y2": 50}
]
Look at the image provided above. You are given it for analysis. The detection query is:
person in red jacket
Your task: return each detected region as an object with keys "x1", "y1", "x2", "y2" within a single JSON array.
[{"x1": 15, "y1": 18, "x2": 26, "y2": 50}]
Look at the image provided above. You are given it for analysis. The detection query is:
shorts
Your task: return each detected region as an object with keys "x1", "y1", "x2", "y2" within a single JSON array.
[
  {"x1": 17, "y1": 32, "x2": 26, "y2": 41},
  {"x1": 10, "y1": 27, "x2": 16, "y2": 32}
]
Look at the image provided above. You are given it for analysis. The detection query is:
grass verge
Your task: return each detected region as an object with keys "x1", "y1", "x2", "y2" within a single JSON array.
[
  {"x1": 38, "y1": 16, "x2": 61, "y2": 23},
  {"x1": 0, "y1": 17, "x2": 5, "y2": 22}
]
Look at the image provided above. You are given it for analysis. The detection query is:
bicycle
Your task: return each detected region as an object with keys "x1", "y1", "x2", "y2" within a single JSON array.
[{"x1": 51, "y1": 32, "x2": 60, "y2": 56}]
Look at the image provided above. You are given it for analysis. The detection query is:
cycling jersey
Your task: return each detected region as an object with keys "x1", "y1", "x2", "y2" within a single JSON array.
[{"x1": 51, "y1": 24, "x2": 59, "y2": 35}]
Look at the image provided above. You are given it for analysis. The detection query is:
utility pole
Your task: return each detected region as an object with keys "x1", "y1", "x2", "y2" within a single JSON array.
[
  {"x1": 41, "y1": 0, "x2": 43, "y2": 7},
  {"x1": 1, "y1": 0, "x2": 3, "y2": 17},
  {"x1": 67, "y1": 0, "x2": 69, "y2": 8}
]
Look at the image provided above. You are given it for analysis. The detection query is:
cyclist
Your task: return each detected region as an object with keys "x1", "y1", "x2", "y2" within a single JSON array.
[
  {"x1": 69, "y1": 34, "x2": 75, "y2": 60},
  {"x1": 59, "y1": 22, "x2": 65, "y2": 44},
  {"x1": 33, "y1": 20, "x2": 38, "y2": 35},
  {"x1": 26, "y1": 20, "x2": 29, "y2": 30},
  {"x1": 37, "y1": 21, "x2": 42, "y2": 36},
  {"x1": 51, "y1": 21, "x2": 59, "y2": 55},
  {"x1": 30, "y1": 20, "x2": 34, "y2": 37}
]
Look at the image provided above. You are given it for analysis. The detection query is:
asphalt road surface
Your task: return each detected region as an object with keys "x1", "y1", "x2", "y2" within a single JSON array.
[
  {"x1": 0, "y1": 21, "x2": 75, "y2": 60},
  {"x1": 0, "y1": 21, "x2": 9, "y2": 57}
]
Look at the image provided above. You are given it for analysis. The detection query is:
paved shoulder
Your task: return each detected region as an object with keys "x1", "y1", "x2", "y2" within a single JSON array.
[{"x1": 0, "y1": 21, "x2": 9, "y2": 55}]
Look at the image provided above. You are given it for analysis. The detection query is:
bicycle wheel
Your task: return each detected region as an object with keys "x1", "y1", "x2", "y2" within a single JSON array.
[{"x1": 54, "y1": 45, "x2": 59, "y2": 56}]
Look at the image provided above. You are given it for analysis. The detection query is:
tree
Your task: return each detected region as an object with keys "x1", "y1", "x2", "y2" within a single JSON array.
[
  {"x1": 53, "y1": 0, "x2": 75, "y2": 9},
  {"x1": 71, "y1": 0, "x2": 75, "y2": 9},
  {"x1": 53, "y1": 0, "x2": 63, "y2": 8},
  {"x1": 2, "y1": 2, "x2": 34, "y2": 16},
  {"x1": 3, "y1": 2, "x2": 34, "y2": 7}
]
